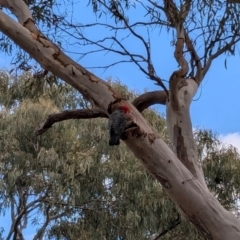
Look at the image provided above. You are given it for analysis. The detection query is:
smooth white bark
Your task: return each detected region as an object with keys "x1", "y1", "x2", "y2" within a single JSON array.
[
  {"x1": 0, "y1": 1, "x2": 239, "y2": 239},
  {"x1": 166, "y1": 79, "x2": 207, "y2": 188}
]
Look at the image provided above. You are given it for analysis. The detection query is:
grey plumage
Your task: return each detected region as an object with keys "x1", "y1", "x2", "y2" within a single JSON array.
[{"x1": 108, "y1": 108, "x2": 127, "y2": 146}]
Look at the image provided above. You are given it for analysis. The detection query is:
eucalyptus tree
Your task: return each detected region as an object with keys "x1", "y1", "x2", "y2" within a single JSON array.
[
  {"x1": 0, "y1": 0, "x2": 240, "y2": 239},
  {"x1": 0, "y1": 72, "x2": 183, "y2": 239},
  {"x1": 1, "y1": 72, "x2": 240, "y2": 240},
  {"x1": 0, "y1": 72, "x2": 165, "y2": 239}
]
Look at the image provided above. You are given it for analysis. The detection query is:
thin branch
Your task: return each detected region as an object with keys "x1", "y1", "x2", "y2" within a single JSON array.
[
  {"x1": 105, "y1": 0, "x2": 168, "y2": 94},
  {"x1": 147, "y1": 0, "x2": 165, "y2": 11},
  {"x1": 6, "y1": 191, "x2": 49, "y2": 240},
  {"x1": 61, "y1": 26, "x2": 147, "y2": 62},
  {"x1": 153, "y1": 214, "x2": 181, "y2": 240},
  {"x1": 13, "y1": 188, "x2": 27, "y2": 239},
  {"x1": 62, "y1": 2, "x2": 168, "y2": 93},
  {"x1": 81, "y1": 21, "x2": 169, "y2": 30},
  {"x1": 32, "y1": 206, "x2": 51, "y2": 240},
  {"x1": 10, "y1": 198, "x2": 15, "y2": 223},
  {"x1": 112, "y1": 36, "x2": 149, "y2": 73},
  {"x1": 85, "y1": 60, "x2": 144, "y2": 71},
  {"x1": 184, "y1": 30, "x2": 203, "y2": 83},
  {"x1": 10, "y1": 188, "x2": 27, "y2": 240},
  {"x1": 35, "y1": 90, "x2": 167, "y2": 135},
  {"x1": 49, "y1": 211, "x2": 70, "y2": 221},
  {"x1": 7, "y1": 207, "x2": 26, "y2": 240},
  {"x1": 203, "y1": 36, "x2": 240, "y2": 77}
]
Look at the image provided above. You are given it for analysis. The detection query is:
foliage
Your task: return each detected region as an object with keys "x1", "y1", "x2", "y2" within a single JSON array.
[
  {"x1": 0, "y1": 71, "x2": 239, "y2": 239},
  {"x1": 196, "y1": 130, "x2": 240, "y2": 215}
]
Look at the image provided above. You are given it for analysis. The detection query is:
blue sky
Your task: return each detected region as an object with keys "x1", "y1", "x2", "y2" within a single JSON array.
[
  {"x1": 0, "y1": 1, "x2": 239, "y2": 135},
  {"x1": 60, "y1": 0, "x2": 240, "y2": 135},
  {"x1": 0, "y1": 1, "x2": 240, "y2": 238},
  {"x1": 59, "y1": 0, "x2": 240, "y2": 146}
]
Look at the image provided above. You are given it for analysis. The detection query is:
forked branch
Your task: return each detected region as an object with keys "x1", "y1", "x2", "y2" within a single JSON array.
[
  {"x1": 164, "y1": 0, "x2": 189, "y2": 110},
  {"x1": 2, "y1": 1, "x2": 240, "y2": 238},
  {"x1": 35, "y1": 90, "x2": 167, "y2": 135},
  {"x1": 66, "y1": 0, "x2": 169, "y2": 94}
]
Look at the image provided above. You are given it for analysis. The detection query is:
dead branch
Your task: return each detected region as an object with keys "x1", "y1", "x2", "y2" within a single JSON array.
[
  {"x1": 35, "y1": 109, "x2": 108, "y2": 135},
  {"x1": 35, "y1": 90, "x2": 167, "y2": 135}
]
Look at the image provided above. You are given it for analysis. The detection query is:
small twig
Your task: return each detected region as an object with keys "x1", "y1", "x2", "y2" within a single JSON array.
[{"x1": 153, "y1": 213, "x2": 181, "y2": 240}]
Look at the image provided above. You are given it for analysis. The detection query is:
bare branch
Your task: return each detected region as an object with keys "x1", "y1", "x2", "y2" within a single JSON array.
[
  {"x1": 200, "y1": 3, "x2": 240, "y2": 77},
  {"x1": 147, "y1": 64, "x2": 169, "y2": 95},
  {"x1": 85, "y1": 60, "x2": 144, "y2": 71},
  {"x1": 81, "y1": 21, "x2": 169, "y2": 30},
  {"x1": 184, "y1": 31, "x2": 203, "y2": 84},
  {"x1": 62, "y1": 1, "x2": 168, "y2": 94},
  {"x1": 35, "y1": 108, "x2": 108, "y2": 135},
  {"x1": 147, "y1": 0, "x2": 165, "y2": 12},
  {"x1": 132, "y1": 90, "x2": 167, "y2": 112},
  {"x1": 104, "y1": 0, "x2": 169, "y2": 94},
  {"x1": 35, "y1": 90, "x2": 167, "y2": 135},
  {"x1": 203, "y1": 36, "x2": 240, "y2": 77}
]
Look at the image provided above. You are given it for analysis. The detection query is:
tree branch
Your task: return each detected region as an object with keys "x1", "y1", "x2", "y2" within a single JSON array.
[
  {"x1": 35, "y1": 109, "x2": 108, "y2": 135},
  {"x1": 163, "y1": 0, "x2": 207, "y2": 188},
  {"x1": 2, "y1": 1, "x2": 240, "y2": 238},
  {"x1": 163, "y1": 0, "x2": 189, "y2": 111},
  {"x1": 6, "y1": 193, "x2": 48, "y2": 240},
  {"x1": 203, "y1": 36, "x2": 240, "y2": 77},
  {"x1": 153, "y1": 214, "x2": 181, "y2": 240},
  {"x1": 63, "y1": 1, "x2": 168, "y2": 94},
  {"x1": 184, "y1": 31, "x2": 203, "y2": 84},
  {"x1": 32, "y1": 205, "x2": 51, "y2": 240},
  {"x1": 132, "y1": 90, "x2": 167, "y2": 112},
  {"x1": 35, "y1": 90, "x2": 167, "y2": 135}
]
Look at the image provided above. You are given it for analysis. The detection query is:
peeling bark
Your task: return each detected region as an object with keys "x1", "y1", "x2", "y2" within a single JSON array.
[
  {"x1": 0, "y1": 1, "x2": 240, "y2": 239},
  {"x1": 167, "y1": 78, "x2": 207, "y2": 187}
]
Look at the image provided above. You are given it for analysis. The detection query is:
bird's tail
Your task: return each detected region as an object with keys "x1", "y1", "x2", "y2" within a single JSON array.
[{"x1": 109, "y1": 137, "x2": 120, "y2": 146}]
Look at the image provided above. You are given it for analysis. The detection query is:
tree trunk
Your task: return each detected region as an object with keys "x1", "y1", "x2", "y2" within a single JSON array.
[{"x1": 0, "y1": 1, "x2": 239, "y2": 239}]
